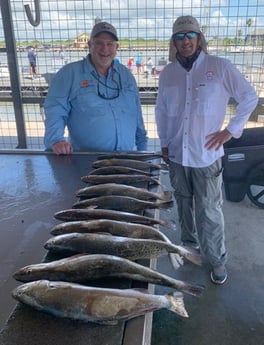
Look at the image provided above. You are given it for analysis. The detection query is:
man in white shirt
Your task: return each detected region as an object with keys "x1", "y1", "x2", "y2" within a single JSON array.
[{"x1": 155, "y1": 15, "x2": 258, "y2": 284}]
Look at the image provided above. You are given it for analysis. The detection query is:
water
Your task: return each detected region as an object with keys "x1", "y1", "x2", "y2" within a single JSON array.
[
  {"x1": 0, "y1": 49, "x2": 263, "y2": 75},
  {"x1": 0, "y1": 48, "x2": 263, "y2": 150}
]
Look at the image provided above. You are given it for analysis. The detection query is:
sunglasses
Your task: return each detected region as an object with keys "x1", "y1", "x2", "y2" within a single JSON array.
[
  {"x1": 91, "y1": 70, "x2": 122, "y2": 100},
  {"x1": 173, "y1": 32, "x2": 198, "y2": 41}
]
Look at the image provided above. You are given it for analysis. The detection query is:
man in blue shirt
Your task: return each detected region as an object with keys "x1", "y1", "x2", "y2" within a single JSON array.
[
  {"x1": 44, "y1": 22, "x2": 148, "y2": 154},
  {"x1": 27, "y1": 47, "x2": 37, "y2": 78}
]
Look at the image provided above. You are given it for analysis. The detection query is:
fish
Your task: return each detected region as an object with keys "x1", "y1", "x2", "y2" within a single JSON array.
[
  {"x1": 96, "y1": 152, "x2": 163, "y2": 161},
  {"x1": 44, "y1": 233, "x2": 202, "y2": 266},
  {"x1": 81, "y1": 174, "x2": 162, "y2": 186},
  {"x1": 50, "y1": 219, "x2": 183, "y2": 269},
  {"x1": 12, "y1": 280, "x2": 188, "y2": 324},
  {"x1": 50, "y1": 219, "x2": 172, "y2": 238},
  {"x1": 72, "y1": 195, "x2": 174, "y2": 212},
  {"x1": 88, "y1": 166, "x2": 154, "y2": 176},
  {"x1": 54, "y1": 209, "x2": 173, "y2": 229},
  {"x1": 75, "y1": 183, "x2": 173, "y2": 201},
  {"x1": 92, "y1": 158, "x2": 167, "y2": 171},
  {"x1": 13, "y1": 254, "x2": 204, "y2": 297}
]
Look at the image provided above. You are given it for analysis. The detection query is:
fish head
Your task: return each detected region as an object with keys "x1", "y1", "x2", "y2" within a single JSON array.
[
  {"x1": 13, "y1": 266, "x2": 36, "y2": 282},
  {"x1": 44, "y1": 233, "x2": 82, "y2": 251},
  {"x1": 12, "y1": 280, "x2": 50, "y2": 305}
]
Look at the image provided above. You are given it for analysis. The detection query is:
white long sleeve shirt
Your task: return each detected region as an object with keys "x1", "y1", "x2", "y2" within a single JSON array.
[{"x1": 155, "y1": 51, "x2": 258, "y2": 167}]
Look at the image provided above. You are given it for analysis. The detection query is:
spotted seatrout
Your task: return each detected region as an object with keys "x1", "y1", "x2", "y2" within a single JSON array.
[
  {"x1": 88, "y1": 166, "x2": 153, "y2": 176},
  {"x1": 75, "y1": 183, "x2": 172, "y2": 201},
  {"x1": 92, "y1": 158, "x2": 167, "y2": 171},
  {"x1": 81, "y1": 174, "x2": 162, "y2": 186},
  {"x1": 50, "y1": 219, "x2": 172, "y2": 239},
  {"x1": 96, "y1": 152, "x2": 163, "y2": 161},
  {"x1": 12, "y1": 280, "x2": 188, "y2": 324},
  {"x1": 54, "y1": 209, "x2": 173, "y2": 229},
  {"x1": 50, "y1": 219, "x2": 183, "y2": 269},
  {"x1": 13, "y1": 254, "x2": 204, "y2": 296},
  {"x1": 44, "y1": 233, "x2": 202, "y2": 266},
  {"x1": 72, "y1": 195, "x2": 173, "y2": 212}
]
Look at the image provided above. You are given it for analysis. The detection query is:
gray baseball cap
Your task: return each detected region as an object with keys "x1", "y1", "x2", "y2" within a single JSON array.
[
  {"x1": 172, "y1": 15, "x2": 201, "y2": 34},
  {"x1": 90, "y1": 22, "x2": 118, "y2": 41}
]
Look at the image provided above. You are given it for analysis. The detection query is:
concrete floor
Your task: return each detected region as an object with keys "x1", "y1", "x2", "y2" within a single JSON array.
[{"x1": 151, "y1": 171, "x2": 264, "y2": 345}]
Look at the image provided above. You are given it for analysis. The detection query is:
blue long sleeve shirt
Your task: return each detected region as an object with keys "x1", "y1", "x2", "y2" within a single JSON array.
[{"x1": 44, "y1": 55, "x2": 148, "y2": 152}]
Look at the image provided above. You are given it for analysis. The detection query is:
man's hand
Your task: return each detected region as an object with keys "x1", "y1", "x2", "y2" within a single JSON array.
[
  {"x1": 205, "y1": 129, "x2": 232, "y2": 151},
  {"x1": 52, "y1": 141, "x2": 73, "y2": 155}
]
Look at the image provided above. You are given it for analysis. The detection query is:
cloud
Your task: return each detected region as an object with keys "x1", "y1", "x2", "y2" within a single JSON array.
[{"x1": 0, "y1": 0, "x2": 263, "y2": 41}]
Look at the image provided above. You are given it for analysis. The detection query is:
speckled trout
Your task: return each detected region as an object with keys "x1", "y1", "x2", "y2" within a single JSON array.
[
  {"x1": 88, "y1": 166, "x2": 153, "y2": 176},
  {"x1": 96, "y1": 152, "x2": 163, "y2": 161},
  {"x1": 54, "y1": 209, "x2": 173, "y2": 229},
  {"x1": 50, "y1": 219, "x2": 183, "y2": 269},
  {"x1": 81, "y1": 174, "x2": 162, "y2": 186},
  {"x1": 72, "y1": 195, "x2": 173, "y2": 212},
  {"x1": 13, "y1": 254, "x2": 204, "y2": 296},
  {"x1": 75, "y1": 183, "x2": 172, "y2": 201},
  {"x1": 92, "y1": 158, "x2": 167, "y2": 171},
  {"x1": 44, "y1": 233, "x2": 202, "y2": 266},
  {"x1": 50, "y1": 219, "x2": 172, "y2": 238},
  {"x1": 12, "y1": 280, "x2": 188, "y2": 324}
]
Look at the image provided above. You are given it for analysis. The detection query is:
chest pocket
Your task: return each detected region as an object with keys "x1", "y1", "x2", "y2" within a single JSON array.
[
  {"x1": 164, "y1": 86, "x2": 182, "y2": 116},
  {"x1": 71, "y1": 85, "x2": 106, "y2": 115},
  {"x1": 195, "y1": 82, "x2": 220, "y2": 116}
]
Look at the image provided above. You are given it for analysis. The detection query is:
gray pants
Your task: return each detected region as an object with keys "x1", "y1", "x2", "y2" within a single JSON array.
[{"x1": 169, "y1": 159, "x2": 227, "y2": 267}]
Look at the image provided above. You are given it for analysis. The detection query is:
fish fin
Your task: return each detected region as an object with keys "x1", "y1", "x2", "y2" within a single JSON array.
[
  {"x1": 166, "y1": 292, "x2": 189, "y2": 318},
  {"x1": 169, "y1": 253, "x2": 184, "y2": 269},
  {"x1": 86, "y1": 205, "x2": 98, "y2": 209}
]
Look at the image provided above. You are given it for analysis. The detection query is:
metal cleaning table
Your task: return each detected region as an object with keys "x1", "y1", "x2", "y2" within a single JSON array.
[{"x1": 0, "y1": 152, "x2": 154, "y2": 345}]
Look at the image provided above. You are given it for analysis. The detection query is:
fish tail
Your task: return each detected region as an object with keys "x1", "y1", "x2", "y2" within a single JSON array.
[
  {"x1": 186, "y1": 251, "x2": 203, "y2": 266},
  {"x1": 158, "y1": 163, "x2": 169, "y2": 171},
  {"x1": 169, "y1": 253, "x2": 184, "y2": 269},
  {"x1": 176, "y1": 246, "x2": 203, "y2": 266},
  {"x1": 159, "y1": 191, "x2": 173, "y2": 202},
  {"x1": 184, "y1": 251, "x2": 203, "y2": 266},
  {"x1": 166, "y1": 292, "x2": 189, "y2": 318},
  {"x1": 158, "y1": 200, "x2": 174, "y2": 209},
  {"x1": 181, "y1": 282, "x2": 205, "y2": 297},
  {"x1": 157, "y1": 219, "x2": 174, "y2": 230}
]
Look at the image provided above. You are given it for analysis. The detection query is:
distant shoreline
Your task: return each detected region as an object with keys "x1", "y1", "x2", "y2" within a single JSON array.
[{"x1": 14, "y1": 45, "x2": 264, "y2": 54}]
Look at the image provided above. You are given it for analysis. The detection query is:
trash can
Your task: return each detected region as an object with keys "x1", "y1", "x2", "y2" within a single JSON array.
[{"x1": 222, "y1": 127, "x2": 264, "y2": 205}]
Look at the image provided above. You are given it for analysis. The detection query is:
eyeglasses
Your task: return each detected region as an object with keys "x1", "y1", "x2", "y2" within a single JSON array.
[
  {"x1": 173, "y1": 32, "x2": 198, "y2": 41},
  {"x1": 91, "y1": 70, "x2": 122, "y2": 100}
]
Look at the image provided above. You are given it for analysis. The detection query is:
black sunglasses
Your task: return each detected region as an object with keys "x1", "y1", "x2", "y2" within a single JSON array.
[
  {"x1": 91, "y1": 70, "x2": 122, "y2": 100},
  {"x1": 173, "y1": 32, "x2": 199, "y2": 41}
]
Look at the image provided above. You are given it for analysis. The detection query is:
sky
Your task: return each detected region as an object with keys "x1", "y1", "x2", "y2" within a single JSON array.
[{"x1": 1, "y1": 0, "x2": 264, "y2": 42}]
